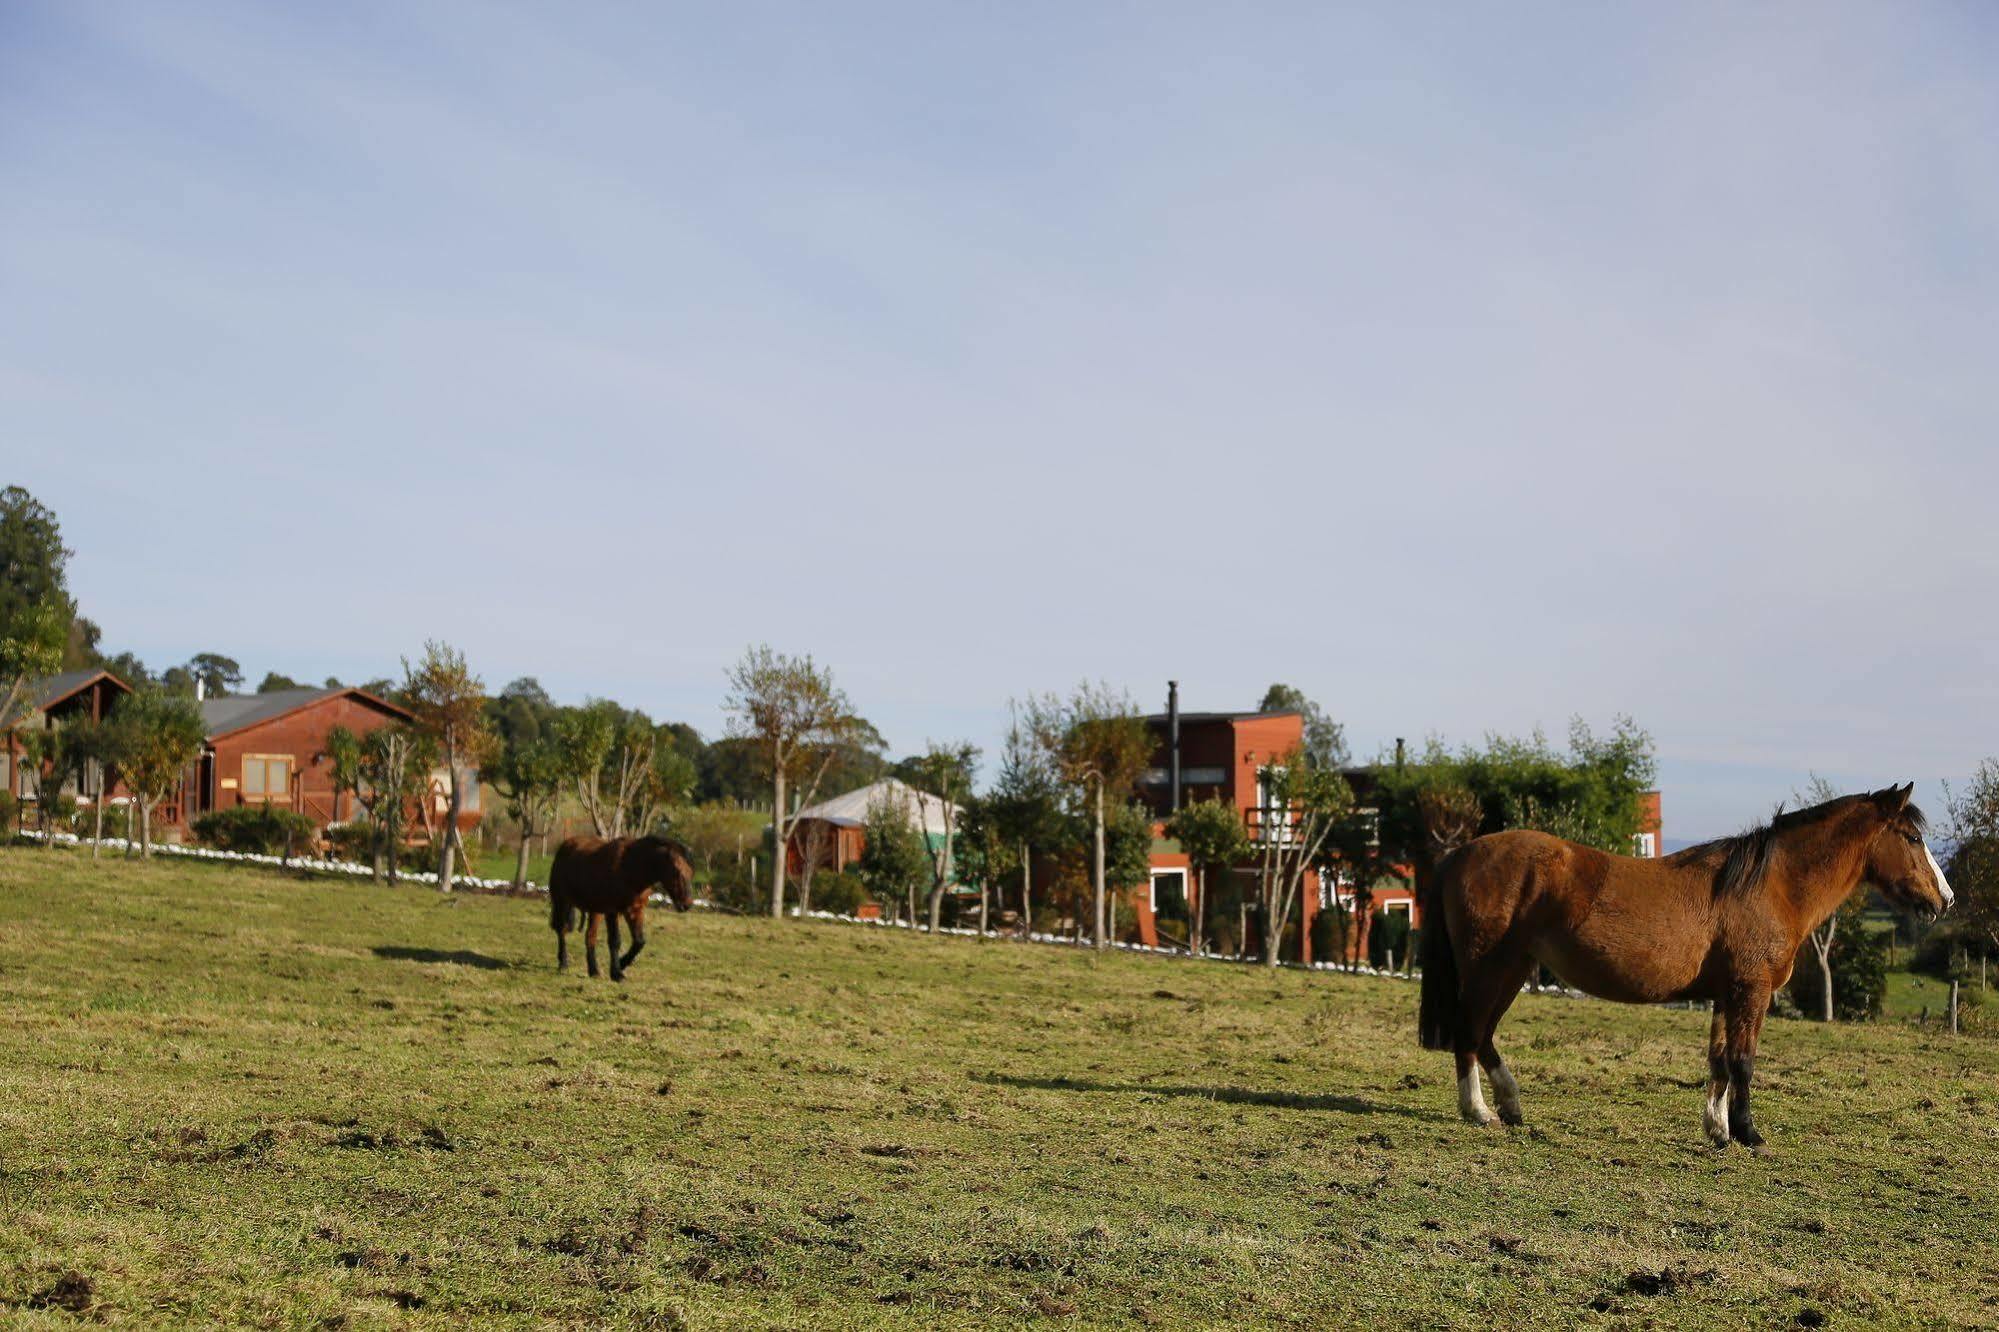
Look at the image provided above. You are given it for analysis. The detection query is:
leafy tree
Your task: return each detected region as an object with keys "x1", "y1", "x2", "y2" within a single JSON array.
[
  {"x1": 1788, "y1": 908, "x2": 1887, "y2": 1021},
  {"x1": 0, "y1": 486, "x2": 76, "y2": 703},
  {"x1": 954, "y1": 793, "x2": 1019, "y2": 936},
  {"x1": 1945, "y1": 759, "x2": 1999, "y2": 965},
  {"x1": 107, "y1": 690, "x2": 206, "y2": 857},
  {"x1": 724, "y1": 646, "x2": 873, "y2": 918},
  {"x1": 857, "y1": 790, "x2": 928, "y2": 926},
  {"x1": 1104, "y1": 798, "x2": 1156, "y2": 939},
  {"x1": 486, "y1": 731, "x2": 564, "y2": 889},
  {"x1": 1258, "y1": 683, "x2": 1350, "y2": 770},
  {"x1": 671, "y1": 802, "x2": 757, "y2": 883},
  {"x1": 400, "y1": 641, "x2": 489, "y2": 892},
  {"x1": 185, "y1": 653, "x2": 243, "y2": 698},
  {"x1": 552, "y1": 699, "x2": 693, "y2": 839},
  {"x1": 0, "y1": 488, "x2": 73, "y2": 736},
  {"x1": 1165, "y1": 798, "x2": 1250, "y2": 956},
  {"x1": 256, "y1": 671, "x2": 306, "y2": 693},
  {"x1": 1023, "y1": 683, "x2": 1153, "y2": 950},
  {"x1": 905, "y1": 742, "x2": 978, "y2": 932},
  {"x1": 1371, "y1": 718, "x2": 1656, "y2": 863},
  {"x1": 989, "y1": 706, "x2": 1063, "y2": 931},
  {"x1": 697, "y1": 736, "x2": 765, "y2": 805},
  {"x1": 328, "y1": 723, "x2": 437, "y2": 884}
]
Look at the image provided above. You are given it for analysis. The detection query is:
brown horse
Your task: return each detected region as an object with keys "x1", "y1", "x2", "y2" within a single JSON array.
[
  {"x1": 1419, "y1": 785, "x2": 1952, "y2": 1148},
  {"x1": 549, "y1": 835, "x2": 694, "y2": 981}
]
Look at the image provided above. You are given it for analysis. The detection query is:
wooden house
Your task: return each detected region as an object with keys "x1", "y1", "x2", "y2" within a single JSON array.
[{"x1": 3, "y1": 668, "x2": 136, "y2": 808}]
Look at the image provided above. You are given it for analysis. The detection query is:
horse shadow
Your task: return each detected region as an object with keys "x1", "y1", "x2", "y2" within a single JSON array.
[
  {"x1": 977, "y1": 1073, "x2": 1445, "y2": 1122},
  {"x1": 371, "y1": 946, "x2": 513, "y2": 971}
]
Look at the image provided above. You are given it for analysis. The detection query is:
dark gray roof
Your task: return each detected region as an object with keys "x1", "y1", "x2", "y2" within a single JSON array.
[
  {"x1": 29, "y1": 669, "x2": 132, "y2": 711},
  {"x1": 200, "y1": 686, "x2": 406, "y2": 739}
]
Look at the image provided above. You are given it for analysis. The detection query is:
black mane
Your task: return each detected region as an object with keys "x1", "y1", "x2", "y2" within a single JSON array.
[{"x1": 1670, "y1": 793, "x2": 1925, "y2": 897}]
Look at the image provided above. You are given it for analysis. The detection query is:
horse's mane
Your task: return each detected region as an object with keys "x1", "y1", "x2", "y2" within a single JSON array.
[{"x1": 1670, "y1": 793, "x2": 1926, "y2": 897}]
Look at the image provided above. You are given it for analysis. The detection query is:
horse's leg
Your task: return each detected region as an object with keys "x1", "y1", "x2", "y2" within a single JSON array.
[
  {"x1": 1452, "y1": 950, "x2": 1525, "y2": 1126},
  {"x1": 1703, "y1": 1004, "x2": 1731, "y2": 1147},
  {"x1": 1475, "y1": 952, "x2": 1539, "y2": 1127},
  {"x1": 619, "y1": 901, "x2": 645, "y2": 972},
  {"x1": 606, "y1": 913, "x2": 624, "y2": 982},
  {"x1": 1724, "y1": 986, "x2": 1771, "y2": 1151},
  {"x1": 556, "y1": 912, "x2": 569, "y2": 971},
  {"x1": 585, "y1": 913, "x2": 601, "y2": 979}
]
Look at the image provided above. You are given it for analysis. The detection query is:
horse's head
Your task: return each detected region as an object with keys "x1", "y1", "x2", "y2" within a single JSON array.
[
  {"x1": 646, "y1": 835, "x2": 695, "y2": 913},
  {"x1": 1861, "y1": 783, "x2": 1953, "y2": 920}
]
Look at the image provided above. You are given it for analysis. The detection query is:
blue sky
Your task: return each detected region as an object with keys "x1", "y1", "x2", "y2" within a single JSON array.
[{"x1": 4, "y1": 3, "x2": 1995, "y2": 839}]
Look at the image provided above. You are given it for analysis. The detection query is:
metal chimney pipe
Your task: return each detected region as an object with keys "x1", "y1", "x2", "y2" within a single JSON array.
[{"x1": 1168, "y1": 680, "x2": 1182, "y2": 812}]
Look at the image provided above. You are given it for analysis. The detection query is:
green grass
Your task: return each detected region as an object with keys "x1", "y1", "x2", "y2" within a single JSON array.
[{"x1": 3, "y1": 851, "x2": 1998, "y2": 1329}]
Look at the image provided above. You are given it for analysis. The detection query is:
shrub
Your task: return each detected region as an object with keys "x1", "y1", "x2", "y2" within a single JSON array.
[
  {"x1": 1787, "y1": 913, "x2": 1889, "y2": 1020},
  {"x1": 0, "y1": 790, "x2": 16, "y2": 835},
  {"x1": 1368, "y1": 908, "x2": 1411, "y2": 970},
  {"x1": 44, "y1": 794, "x2": 80, "y2": 835},
  {"x1": 192, "y1": 805, "x2": 319, "y2": 857},
  {"x1": 325, "y1": 823, "x2": 375, "y2": 862},
  {"x1": 1310, "y1": 905, "x2": 1346, "y2": 965},
  {"x1": 810, "y1": 869, "x2": 868, "y2": 916},
  {"x1": 702, "y1": 859, "x2": 763, "y2": 914}
]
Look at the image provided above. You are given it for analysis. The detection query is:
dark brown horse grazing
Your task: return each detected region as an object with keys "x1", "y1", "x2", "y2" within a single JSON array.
[
  {"x1": 1420, "y1": 785, "x2": 1952, "y2": 1148},
  {"x1": 549, "y1": 835, "x2": 694, "y2": 981}
]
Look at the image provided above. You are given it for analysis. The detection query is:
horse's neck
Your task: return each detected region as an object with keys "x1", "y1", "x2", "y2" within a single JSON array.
[{"x1": 1772, "y1": 817, "x2": 1871, "y2": 932}]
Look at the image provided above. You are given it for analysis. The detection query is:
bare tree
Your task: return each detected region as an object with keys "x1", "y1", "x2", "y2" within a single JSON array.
[
  {"x1": 724, "y1": 646, "x2": 870, "y2": 918},
  {"x1": 1791, "y1": 774, "x2": 1847, "y2": 1021},
  {"x1": 1251, "y1": 751, "x2": 1353, "y2": 966},
  {"x1": 329, "y1": 724, "x2": 437, "y2": 886}
]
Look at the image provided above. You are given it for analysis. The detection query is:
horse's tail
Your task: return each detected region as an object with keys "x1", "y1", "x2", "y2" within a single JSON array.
[
  {"x1": 1418, "y1": 852, "x2": 1462, "y2": 1051},
  {"x1": 548, "y1": 848, "x2": 576, "y2": 933}
]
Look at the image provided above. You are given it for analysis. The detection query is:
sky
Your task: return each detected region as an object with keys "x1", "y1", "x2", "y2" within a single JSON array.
[{"x1": 3, "y1": 3, "x2": 1995, "y2": 841}]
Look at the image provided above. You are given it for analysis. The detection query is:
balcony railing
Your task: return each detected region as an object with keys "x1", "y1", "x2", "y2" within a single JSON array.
[{"x1": 1243, "y1": 806, "x2": 1302, "y2": 845}]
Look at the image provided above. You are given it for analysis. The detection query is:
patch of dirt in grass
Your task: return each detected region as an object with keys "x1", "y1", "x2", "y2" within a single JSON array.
[{"x1": 26, "y1": 1270, "x2": 95, "y2": 1314}]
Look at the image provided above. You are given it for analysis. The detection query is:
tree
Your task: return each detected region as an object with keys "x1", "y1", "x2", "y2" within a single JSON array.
[
  {"x1": 989, "y1": 706, "x2": 1063, "y2": 932},
  {"x1": 401, "y1": 641, "x2": 489, "y2": 892},
  {"x1": 954, "y1": 794, "x2": 1019, "y2": 937},
  {"x1": 856, "y1": 789, "x2": 928, "y2": 926},
  {"x1": 328, "y1": 723, "x2": 437, "y2": 885},
  {"x1": 0, "y1": 487, "x2": 76, "y2": 692},
  {"x1": 256, "y1": 671, "x2": 306, "y2": 693},
  {"x1": 1023, "y1": 683, "x2": 1153, "y2": 950},
  {"x1": 1945, "y1": 759, "x2": 1999, "y2": 966},
  {"x1": 724, "y1": 646, "x2": 872, "y2": 918},
  {"x1": 185, "y1": 654, "x2": 244, "y2": 698},
  {"x1": 1258, "y1": 683, "x2": 1350, "y2": 771},
  {"x1": 108, "y1": 690, "x2": 205, "y2": 857},
  {"x1": 1251, "y1": 753, "x2": 1354, "y2": 965},
  {"x1": 0, "y1": 488, "x2": 74, "y2": 737},
  {"x1": 1165, "y1": 798, "x2": 1250, "y2": 956},
  {"x1": 486, "y1": 732, "x2": 564, "y2": 889},
  {"x1": 906, "y1": 742, "x2": 978, "y2": 932},
  {"x1": 553, "y1": 700, "x2": 694, "y2": 839}
]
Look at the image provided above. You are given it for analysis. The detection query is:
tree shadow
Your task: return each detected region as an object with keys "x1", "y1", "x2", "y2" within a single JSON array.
[
  {"x1": 977, "y1": 1073, "x2": 1447, "y2": 1122},
  {"x1": 371, "y1": 946, "x2": 513, "y2": 971}
]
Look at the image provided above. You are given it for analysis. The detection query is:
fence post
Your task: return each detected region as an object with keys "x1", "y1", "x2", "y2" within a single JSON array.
[{"x1": 1949, "y1": 980, "x2": 1960, "y2": 1035}]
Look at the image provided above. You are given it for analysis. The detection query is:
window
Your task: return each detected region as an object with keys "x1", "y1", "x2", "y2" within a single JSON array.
[
  {"x1": 1149, "y1": 870, "x2": 1188, "y2": 918},
  {"x1": 241, "y1": 755, "x2": 293, "y2": 801},
  {"x1": 1632, "y1": 832, "x2": 1657, "y2": 858}
]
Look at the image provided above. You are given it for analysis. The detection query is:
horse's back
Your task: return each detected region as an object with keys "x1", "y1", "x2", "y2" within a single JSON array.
[{"x1": 1443, "y1": 830, "x2": 1716, "y2": 1002}]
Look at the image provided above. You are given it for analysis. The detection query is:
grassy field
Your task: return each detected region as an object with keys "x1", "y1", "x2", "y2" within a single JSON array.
[{"x1": 3, "y1": 853, "x2": 1998, "y2": 1329}]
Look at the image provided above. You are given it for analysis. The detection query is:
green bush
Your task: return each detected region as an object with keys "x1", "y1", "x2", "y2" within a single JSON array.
[
  {"x1": 192, "y1": 805, "x2": 319, "y2": 857},
  {"x1": 1368, "y1": 908, "x2": 1411, "y2": 970},
  {"x1": 0, "y1": 790, "x2": 16, "y2": 835},
  {"x1": 325, "y1": 823, "x2": 375, "y2": 862},
  {"x1": 41, "y1": 794, "x2": 80, "y2": 835},
  {"x1": 809, "y1": 869, "x2": 868, "y2": 916},
  {"x1": 1787, "y1": 912, "x2": 1889, "y2": 1020},
  {"x1": 1310, "y1": 904, "x2": 1346, "y2": 965}
]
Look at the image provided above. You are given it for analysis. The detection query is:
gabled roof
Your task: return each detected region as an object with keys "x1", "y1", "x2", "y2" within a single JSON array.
[
  {"x1": 200, "y1": 686, "x2": 411, "y2": 740},
  {"x1": 793, "y1": 778, "x2": 962, "y2": 836},
  {"x1": 27, "y1": 668, "x2": 134, "y2": 712}
]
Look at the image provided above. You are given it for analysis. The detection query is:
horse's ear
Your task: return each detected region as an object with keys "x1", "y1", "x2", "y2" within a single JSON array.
[{"x1": 1872, "y1": 784, "x2": 1913, "y2": 815}]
